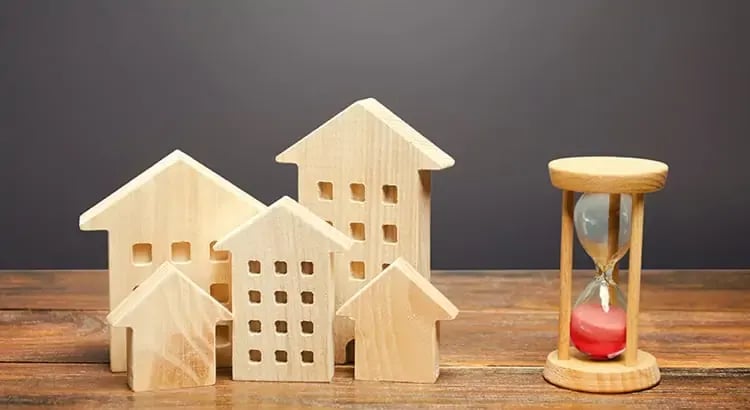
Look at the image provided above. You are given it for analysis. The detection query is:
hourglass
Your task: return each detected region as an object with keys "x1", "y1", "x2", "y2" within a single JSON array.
[{"x1": 543, "y1": 156, "x2": 668, "y2": 393}]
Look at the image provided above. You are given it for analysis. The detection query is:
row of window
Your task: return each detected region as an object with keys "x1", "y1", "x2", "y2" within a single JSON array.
[
  {"x1": 248, "y1": 260, "x2": 314, "y2": 276},
  {"x1": 131, "y1": 241, "x2": 228, "y2": 266},
  {"x1": 248, "y1": 319, "x2": 314, "y2": 335},
  {"x1": 318, "y1": 181, "x2": 398, "y2": 204},
  {"x1": 248, "y1": 290, "x2": 314, "y2": 305},
  {"x1": 249, "y1": 349, "x2": 314, "y2": 364},
  {"x1": 347, "y1": 223, "x2": 398, "y2": 243},
  {"x1": 350, "y1": 261, "x2": 390, "y2": 280}
]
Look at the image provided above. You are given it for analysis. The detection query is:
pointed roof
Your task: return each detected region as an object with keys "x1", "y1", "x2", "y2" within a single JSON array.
[
  {"x1": 80, "y1": 149, "x2": 264, "y2": 229},
  {"x1": 107, "y1": 262, "x2": 232, "y2": 328},
  {"x1": 337, "y1": 258, "x2": 459, "y2": 321},
  {"x1": 215, "y1": 196, "x2": 353, "y2": 255},
  {"x1": 276, "y1": 98, "x2": 455, "y2": 171}
]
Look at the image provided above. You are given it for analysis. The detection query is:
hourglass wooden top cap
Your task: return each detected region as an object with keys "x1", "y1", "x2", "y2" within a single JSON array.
[{"x1": 548, "y1": 156, "x2": 668, "y2": 194}]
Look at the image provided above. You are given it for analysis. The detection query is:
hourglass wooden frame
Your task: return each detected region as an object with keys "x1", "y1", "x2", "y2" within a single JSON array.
[{"x1": 544, "y1": 156, "x2": 668, "y2": 393}]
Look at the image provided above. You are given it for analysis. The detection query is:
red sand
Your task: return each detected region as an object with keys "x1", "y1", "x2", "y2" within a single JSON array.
[{"x1": 570, "y1": 303, "x2": 626, "y2": 360}]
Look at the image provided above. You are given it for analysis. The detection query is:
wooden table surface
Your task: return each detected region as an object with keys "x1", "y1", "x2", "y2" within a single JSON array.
[{"x1": 1, "y1": 269, "x2": 748, "y2": 408}]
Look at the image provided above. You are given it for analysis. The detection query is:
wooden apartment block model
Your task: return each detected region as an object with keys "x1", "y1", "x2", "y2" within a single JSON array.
[
  {"x1": 107, "y1": 262, "x2": 232, "y2": 392},
  {"x1": 81, "y1": 98, "x2": 458, "y2": 390},
  {"x1": 215, "y1": 196, "x2": 353, "y2": 382},
  {"x1": 277, "y1": 98, "x2": 455, "y2": 363},
  {"x1": 79, "y1": 150, "x2": 265, "y2": 372}
]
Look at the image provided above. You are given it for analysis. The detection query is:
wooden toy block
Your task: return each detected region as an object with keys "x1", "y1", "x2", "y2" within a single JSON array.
[
  {"x1": 277, "y1": 98, "x2": 455, "y2": 363},
  {"x1": 214, "y1": 196, "x2": 354, "y2": 382},
  {"x1": 336, "y1": 257, "x2": 458, "y2": 383},
  {"x1": 79, "y1": 150, "x2": 265, "y2": 372},
  {"x1": 107, "y1": 262, "x2": 232, "y2": 392}
]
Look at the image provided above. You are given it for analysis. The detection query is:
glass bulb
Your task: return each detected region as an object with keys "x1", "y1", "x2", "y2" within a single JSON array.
[{"x1": 574, "y1": 193, "x2": 632, "y2": 274}]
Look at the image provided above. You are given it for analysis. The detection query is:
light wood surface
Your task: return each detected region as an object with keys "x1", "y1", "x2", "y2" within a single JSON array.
[
  {"x1": 548, "y1": 156, "x2": 668, "y2": 193},
  {"x1": 276, "y1": 98, "x2": 454, "y2": 363},
  {"x1": 337, "y1": 258, "x2": 458, "y2": 383},
  {"x1": 79, "y1": 150, "x2": 265, "y2": 371},
  {"x1": 608, "y1": 193, "x2": 622, "y2": 293},
  {"x1": 544, "y1": 349, "x2": 660, "y2": 393},
  {"x1": 106, "y1": 262, "x2": 232, "y2": 392},
  {"x1": 214, "y1": 197, "x2": 353, "y2": 382},
  {"x1": 557, "y1": 190, "x2": 575, "y2": 360},
  {"x1": 626, "y1": 193, "x2": 646, "y2": 366},
  {"x1": 1, "y1": 269, "x2": 749, "y2": 407}
]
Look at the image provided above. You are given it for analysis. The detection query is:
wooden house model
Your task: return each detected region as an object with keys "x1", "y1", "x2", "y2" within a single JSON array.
[
  {"x1": 276, "y1": 98, "x2": 455, "y2": 363},
  {"x1": 80, "y1": 149, "x2": 265, "y2": 371},
  {"x1": 215, "y1": 196, "x2": 353, "y2": 382},
  {"x1": 107, "y1": 262, "x2": 232, "y2": 392}
]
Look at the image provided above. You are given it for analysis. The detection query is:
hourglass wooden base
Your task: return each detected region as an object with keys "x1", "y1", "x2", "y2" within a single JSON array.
[{"x1": 543, "y1": 349, "x2": 660, "y2": 393}]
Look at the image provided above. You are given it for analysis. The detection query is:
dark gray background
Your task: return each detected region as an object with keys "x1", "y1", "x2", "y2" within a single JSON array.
[{"x1": 1, "y1": 1, "x2": 748, "y2": 270}]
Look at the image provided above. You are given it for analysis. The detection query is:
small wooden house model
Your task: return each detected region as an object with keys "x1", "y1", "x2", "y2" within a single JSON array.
[
  {"x1": 107, "y1": 262, "x2": 232, "y2": 392},
  {"x1": 277, "y1": 98, "x2": 455, "y2": 363},
  {"x1": 215, "y1": 196, "x2": 353, "y2": 382},
  {"x1": 80, "y1": 150, "x2": 265, "y2": 371}
]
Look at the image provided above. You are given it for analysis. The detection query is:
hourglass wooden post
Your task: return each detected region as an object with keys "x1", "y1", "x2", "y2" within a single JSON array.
[{"x1": 544, "y1": 156, "x2": 668, "y2": 393}]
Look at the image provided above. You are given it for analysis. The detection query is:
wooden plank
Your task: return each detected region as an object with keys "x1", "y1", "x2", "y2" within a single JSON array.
[
  {"x1": 3, "y1": 309, "x2": 748, "y2": 369},
  {"x1": 2, "y1": 270, "x2": 749, "y2": 312},
  {"x1": 0, "y1": 364, "x2": 747, "y2": 408}
]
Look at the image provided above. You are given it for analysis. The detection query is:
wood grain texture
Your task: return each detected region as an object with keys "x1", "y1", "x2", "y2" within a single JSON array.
[
  {"x1": 107, "y1": 262, "x2": 232, "y2": 392},
  {"x1": 337, "y1": 258, "x2": 458, "y2": 383},
  {"x1": 557, "y1": 190, "x2": 574, "y2": 359},
  {"x1": 277, "y1": 98, "x2": 454, "y2": 364},
  {"x1": 215, "y1": 196, "x2": 353, "y2": 382},
  {"x1": 626, "y1": 193, "x2": 645, "y2": 365},
  {"x1": 548, "y1": 156, "x2": 669, "y2": 193},
  {"x1": 1, "y1": 364, "x2": 748, "y2": 409},
  {"x1": 544, "y1": 349, "x2": 660, "y2": 393},
  {"x1": 79, "y1": 150, "x2": 265, "y2": 371}
]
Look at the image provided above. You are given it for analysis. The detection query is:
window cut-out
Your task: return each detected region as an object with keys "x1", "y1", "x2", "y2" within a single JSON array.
[
  {"x1": 275, "y1": 261, "x2": 287, "y2": 275},
  {"x1": 209, "y1": 240, "x2": 229, "y2": 262},
  {"x1": 301, "y1": 291, "x2": 314, "y2": 304},
  {"x1": 301, "y1": 261, "x2": 314, "y2": 275},
  {"x1": 249, "y1": 320, "x2": 261, "y2": 333},
  {"x1": 382, "y1": 263, "x2": 390, "y2": 270},
  {"x1": 350, "y1": 223, "x2": 365, "y2": 241},
  {"x1": 248, "y1": 290, "x2": 261, "y2": 304},
  {"x1": 275, "y1": 291, "x2": 288, "y2": 304},
  {"x1": 249, "y1": 349, "x2": 262, "y2": 362},
  {"x1": 383, "y1": 225, "x2": 398, "y2": 243},
  {"x1": 318, "y1": 181, "x2": 333, "y2": 200},
  {"x1": 248, "y1": 260, "x2": 261, "y2": 275},
  {"x1": 383, "y1": 185, "x2": 398, "y2": 204},
  {"x1": 350, "y1": 261, "x2": 365, "y2": 280},
  {"x1": 171, "y1": 241, "x2": 191, "y2": 263},
  {"x1": 275, "y1": 320, "x2": 288, "y2": 334},
  {"x1": 132, "y1": 243, "x2": 152, "y2": 266},
  {"x1": 275, "y1": 350, "x2": 288, "y2": 363},
  {"x1": 216, "y1": 325, "x2": 230, "y2": 346},
  {"x1": 301, "y1": 350, "x2": 314, "y2": 363},
  {"x1": 350, "y1": 183, "x2": 365, "y2": 202},
  {"x1": 301, "y1": 321, "x2": 314, "y2": 334},
  {"x1": 210, "y1": 283, "x2": 230, "y2": 303}
]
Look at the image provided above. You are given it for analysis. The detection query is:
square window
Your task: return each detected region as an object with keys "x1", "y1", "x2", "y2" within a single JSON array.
[
  {"x1": 350, "y1": 223, "x2": 365, "y2": 241},
  {"x1": 301, "y1": 261, "x2": 314, "y2": 275},
  {"x1": 350, "y1": 261, "x2": 365, "y2": 280},
  {"x1": 275, "y1": 320, "x2": 288, "y2": 334},
  {"x1": 209, "y1": 240, "x2": 229, "y2": 262},
  {"x1": 248, "y1": 260, "x2": 261, "y2": 275},
  {"x1": 249, "y1": 349, "x2": 262, "y2": 363},
  {"x1": 171, "y1": 241, "x2": 191, "y2": 263},
  {"x1": 275, "y1": 350, "x2": 288, "y2": 363},
  {"x1": 318, "y1": 181, "x2": 333, "y2": 200},
  {"x1": 301, "y1": 291, "x2": 314, "y2": 304},
  {"x1": 132, "y1": 243, "x2": 152, "y2": 266},
  {"x1": 248, "y1": 290, "x2": 261, "y2": 304},
  {"x1": 350, "y1": 183, "x2": 365, "y2": 202},
  {"x1": 383, "y1": 185, "x2": 398, "y2": 204},
  {"x1": 275, "y1": 291, "x2": 287, "y2": 304},
  {"x1": 210, "y1": 283, "x2": 230, "y2": 304},
  {"x1": 301, "y1": 350, "x2": 314, "y2": 364},
  {"x1": 383, "y1": 225, "x2": 398, "y2": 243},
  {"x1": 249, "y1": 320, "x2": 261, "y2": 333},
  {"x1": 275, "y1": 261, "x2": 287, "y2": 275},
  {"x1": 382, "y1": 263, "x2": 390, "y2": 270},
  {"x1": 301, "y1": 321, "x2": 314, "y2": 334}
]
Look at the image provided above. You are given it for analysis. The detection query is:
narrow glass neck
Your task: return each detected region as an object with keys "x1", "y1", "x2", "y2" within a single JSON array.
[{"x1": 594, "y1": 265, "x2": 617, "y2": 284}]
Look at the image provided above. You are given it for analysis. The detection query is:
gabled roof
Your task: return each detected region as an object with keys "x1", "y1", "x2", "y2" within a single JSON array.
[
  {"x1": 107, "y1": 262, "x2": 232, "y2": 328},
  {"x1": 276, "y1": 98, "x2": 455, "y2": 171},
  {"x1": 215, "y1": 196, "x2": 353, "y2": 255},
  {"x1": 79, "y1": 149, "x2": 264, "y2": 229},
  {"x1": 337, "y1": 257, "x2": 459, "y2": 321}
]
